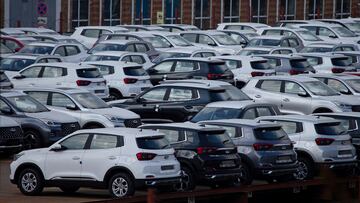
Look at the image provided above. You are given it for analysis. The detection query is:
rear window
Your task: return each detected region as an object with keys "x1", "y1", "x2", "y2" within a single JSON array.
[
  {"x1": 250, "y1": 60, "x2": 272, "y2": 70},
  {"x1": 199, "y1": 131, "x2": 234, "y2": 148},
  {"x1": 123, "y1": 66, "x2": 147, "y2": 76},
  {"x1": 136, "y1": 136, "x2": 171, "y2": 149},
  {"x1": 289, "y1": 59, "x2": 311, "y2": 69},
  {"x1": 207, "y1": 62, "x2": 228, "y2": 74},
  {"x1": 331, "y1": 57, "x2": 352, "y2": 67},
  {"x1": 314, "y1": 122, "x2": 347, "y2": 136},
  {"x1": 253, "y1": 127, "x2": 287, "y2": 140},
  {"x1": 76, "y1": 68, "x2": 102, "y2": 78}
]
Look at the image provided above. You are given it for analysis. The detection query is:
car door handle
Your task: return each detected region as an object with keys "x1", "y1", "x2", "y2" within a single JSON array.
[
  {"x1": 72, "y1": 156, "x2": 80, "y2": 160},
  {"x1": 283, "y1": 98, "x2": 290, "y2": 102},
  {"x1": 255, "y1": 95, "x2": 261, "y2": 98},
  {"x1": 29, "y1": 83, "x2": 35, "y2": 86}
]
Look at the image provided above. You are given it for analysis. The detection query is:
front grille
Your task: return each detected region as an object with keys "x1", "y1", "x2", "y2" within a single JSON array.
[
  {"x1": 124, "y1": 119, "x2": 141, "y2": 128},
  {"x1": 0, "y1": 127, "x2": 22, "y2": 140},
  {"x1": 61, "y1": 122, "x2": 80, "y2": 136},
  {"x1": 352, "y1": 106, "x2": 360, "y2": 112}
]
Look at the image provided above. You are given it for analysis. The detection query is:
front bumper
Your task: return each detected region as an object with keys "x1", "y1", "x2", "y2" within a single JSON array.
[
  {"x1": 135, "y1": 176, "x2": 182, "y2": 188},
  {"x1": 317, "y1": 161, "x2": 358, "y2": 170},
  {"x1": 0, "y1": 144, "x2": 22, "y2": 151}
]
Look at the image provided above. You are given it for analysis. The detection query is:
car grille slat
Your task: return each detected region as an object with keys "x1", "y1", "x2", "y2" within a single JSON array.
[
  {"x1": 124, "y1": 119, "x2": 141, "y2": 128},
  {"x1": 0, "y1": 127, "x2": 22, "y2": 140}
]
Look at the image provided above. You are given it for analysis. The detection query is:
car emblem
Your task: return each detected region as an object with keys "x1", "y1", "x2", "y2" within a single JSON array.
[
  {"x1": 9, "y1": 128, "x2": 16, "y2": 132},
  {"x1": 133, "y1": 120, "x2": 138, "y2": 124},
  {"x1": 282, "y1": 146, "x2": 287, "y2": 150},
  {"x1": 225, "y1": 150, "x2": 230, "y2": 154},
  {"x1": 70, "y1": 124, "x2": 76, "y2": 128}
]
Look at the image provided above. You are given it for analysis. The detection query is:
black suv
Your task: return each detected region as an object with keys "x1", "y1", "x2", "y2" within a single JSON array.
[
  {"x1": 146, "y1": 57, "x2": 234, "y2": 85},
  {"x1": 0, "y1": 115, "x2": 23, "y2": 153},
  {"x1": 140, "y1": 122, "x2": 242, "y2": 190},
  {"x1": 108, "y1": 80, "x2": 251, "y2": 122}
]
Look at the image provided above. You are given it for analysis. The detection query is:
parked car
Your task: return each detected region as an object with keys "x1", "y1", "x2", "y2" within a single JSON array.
[
  {"x1": 117, "y1": 25, "x2": 165, "y2": 32},
  {"x1": 17, "y1": 27, "x2": 59, "y2": 35},
  {"x1": 9, "y1": 128, "x2": 181, "y2": 197},
  {"x1": 108, "y1": 80, "x2": 250, "y2": 122},
  {"x1": 142, "y1": 31, "x2": 201, "y2": 50},
  {"x1": 311, "y1": 74, "x2": 360, "y2": 96},
  {"x1": 0, "y1": 28, "x2": 26, "y2": 36},
  {"x1": 23, "y1": 88, "x2": 141, "y2": 129},
  {"x1": 158, "y1": 24, "x2": 200, "y2": 32},
  {"x1": 0, "y1": 115, "x2": 23, "y2": 153},
  {"x1": 301, "y1": 43, "x2": 360, "y2": 53},
  {"x1": 238, "y1": 47, "x2": 296, "y2": 56},
  {"x1": 0, "y1": 43, "x2": 14, "y2": 59},
  {"x1": 11, "y1": 62, "x2": 109, "y2": 99},
  {"x1": 274, "y1": 20, "x2": 314, "y2": 28},
  {"x1": 258, "y1": 115, "x2": 357, "y2": 180},
  {"x1": 190, "y1": 101, "x2": 280, "y2": 123},
  {"x1": 317, "y1": 19, "x2": 360, "y2": 34},
  {"x1": 217, "y1": 23, "x2": 270, "y2": 33},
  {"x1": 0, "y1": 70, "x2": 13, "y2": 89},
  {"x1": 248, "y1": 36, "x2": 304, "y2": 52},
  {"x1": 333, "y1": 51, "x2": 360, "y2": 70},
  {"x1": 18, "y1": 42, "x2": 88, "y2": 62},
  {"x1": 199, "y1": 119, "x2": 298, "y2": 184},
  {"x1": 0, "y1": 91, "x2": 80, "y2": 148},
  {"x1": 152, "y1": 47, "x2": 220, "y2": 64},
  {"x1": 146, "y1": 57, "x2": 234, "y2": 85},
  {"x1": 84, "y1": 51, "x2": 154, "y2": 70},
  {"x1": 95, "y1": 31, "x2": 156, "y2": 44},
  {"x1": 31, "y1": 34, "x2": 83, "y2": 45},
  {"x1": 1, "y1": 35, "x2": 37, "y2": 52},
  {"x1": 258, "y1": 54, "x2": 315, "y2": 75},
  {"x1": 218, "y1": 30, "x2": 260, "y2": 47},
  {"x1": 83, "y1": 61, "x2": 153, "y2": 100},
  {"x1": 70, "y1": 26, "x2": 128, "y2": 49},
  {"x1": 242, "y1": 76, "x2": 360, "y2": 115},
  {"x1": 140, "y1": 122, "x2": 242, "y2": 190},
  {"x1": 297, "y1": 53, "x2": 357, "y2": 73}
]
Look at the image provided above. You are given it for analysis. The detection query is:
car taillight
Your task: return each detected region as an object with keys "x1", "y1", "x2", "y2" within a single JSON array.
[
  {"x1": 124, "y1": 78, "x2": 138, "y2": 84},
  {"x1": 136, "y1": 153, "x2": 157, "y2": 161},
  {"x1": 253, "y1": 143, "x2": 273, "y2": 151},
  {"x1": 289, "y1": 69, "x2": 303, "y2": 75},
  {"x1": 197, "y1": 147, "x2": 218, "y2": 154},
  {"x1": 331, "y1": 68, "x2": 345, "y2": 73},
  {"x1": 76, "y1": 80, "x2": 91, "y2": 86},
  {"x1": 207, "y1": 73, "x2": 223, "y2": 80},
  {"x1": 251, "y1": 71, "x2": 265, "y2": 77},
  {"x1": 315, "y1": 138, "x2": 334, "y2": 146}
]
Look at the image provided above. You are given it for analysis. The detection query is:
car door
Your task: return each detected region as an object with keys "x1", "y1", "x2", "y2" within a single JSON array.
[
  {"x1": 36, "y1": 66, "x2": 66, "y2": 87},
  {"x1": 81, "y1": 133, "x2": 123, "y2": 181},
  {"x1": 281, "y1": 81, "x2": 311, "y2": 114},
  {"x1": 147, "y1": 60, "x2": 175, "y2": 85},
  {"x1": 13, "y1": 66, "x2": 43, "y2": 87},
  {"x1": 44, "y1": 133, "x2": 89, "y2": 180},
  {"x1": 253, "y1": 79, "x2": 283, "y2": 110}
]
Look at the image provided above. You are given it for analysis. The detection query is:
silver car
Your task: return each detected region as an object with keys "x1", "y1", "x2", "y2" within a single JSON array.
[
  {"x1": 242, "y1": 76, "x2": 360, "y2": 115},
  {"x1": 311, "y1": 74, "x2": 360, "y2": 96},
  {"x1": 258, "y1": 115, "x2": 357, "y2": 180}
]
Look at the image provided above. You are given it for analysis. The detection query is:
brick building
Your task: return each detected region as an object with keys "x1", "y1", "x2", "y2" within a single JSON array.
[{"x1": 1, "y1": 0, "x2": 360, "y2": 33}]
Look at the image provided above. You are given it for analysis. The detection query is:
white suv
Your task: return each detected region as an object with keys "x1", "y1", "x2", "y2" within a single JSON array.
[
  {"x1": 83, "y1": 61, "x2": 153, "y2": 100},
  {"x1": 11, "y1": 62, "x2": 109, "y2": 99},
  {"x1": 10, "y1": 128, "x2": 181, "y2": 197}
]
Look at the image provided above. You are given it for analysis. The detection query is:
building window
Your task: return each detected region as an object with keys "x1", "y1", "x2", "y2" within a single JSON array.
[
  {"x1": 135, "y1": 0, "x2": 152, "y2": 24},
  {"x1": 279, "y1": 0, "x2": 295, "y2": 20},
  {"x1": 194, "y1": 0, "x2": 211, "y2": 29},
  {"x1": 335, "y1": 0, "x2": 351, "y2": 18},
  {"x1": 165, "y1": 0, "x2": 182, "y2": 24},
  {"x1": 71, "y1": 0, "x2": 89, "y2": 31},
  {"x1": 102, "y1": 0, "x2": 121, "y2": 25},
  {"x1": 307, "y1": 0, "x2": 323, "y2": 19},
  {"x1": 251, "y1": 0, "x2": 267, "y2": 23},
  {"x1": 223, "y1": 0, "x2": 240, "y2": 22}
]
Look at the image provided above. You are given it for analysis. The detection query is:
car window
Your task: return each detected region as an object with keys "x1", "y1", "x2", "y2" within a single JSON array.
[
  {"x1": 306, "y1": 56, "x2": 321, "y2": 66},
  {"x1": 21, "y1": 66, "x2": 42, "y2": 78},
  {"x1": 65, "y1": 46, "x2": 80, "y2": 56},
  {"x1": 319, "y1": 27, "x2": 335, "y2": 37},
  {"x1": 191, "y1": 107, "x2": 215, "y2": 122},
  {"x1": 54, "y1": 46, "x2": 66, "y2": 56},
  {"x1": 315, "y1": 122, "x2": 347, "y2": 136},
  {"x1": 264, "y1": 30, "x2": 282, "y2": 35},
  {"x1": 141, "y1": 88, "x2": 167, "y2": 101},
  {"x1": 256, "y1": 107, "x2": 273, "y2": 117},
  {"x1": 37, "y1": 58, "x2": 62, "y2": 63},
  {"x1": 217, "y1": 125, "x2": 239, "y2": 138},
  {"x1": 136, "y1": 136, "x2": 170, "y2": 149},
  {"x1": 42, "y1": 66, "x2": 64, "y2": 78},
  {"x1": 266, "y1": 58, "x2": 281, "y2": 67},
  {"x1": 327, "y1": 79, "x2": 348, "y2": 93},
  {"x1": 181, "y1": 33, "x2": 197, "y2": 43},
  {"x1": 131, "y1": 55, "x2": 145, "y2": 64},
  {"x1": 60, "y1": 134, "x2": 89, "y2": 150},
  {"x1": 76, "y1": 68, "x2": 101, "y2": 78},
  {"x1": 90, "y1": 134, "x2": 120, "y2": 149},
  {"x1": 284, "y1": 81, "x2": 306, "y2": 95},
  {"x1": 3, "y1": 40, "x2": 20, "y2": 51},
  {"x1": 242, "y1": 108, "x2": 257, "y2": 119},
  {"x1": 210, "y1": 108, "x2": 241, "y2": 120},
  {"x1": 199, "y1": 35, "x2": 215, "y2": 45},
  {"x1": 51, "y1": 93, "x2": 76, "y2": 107},
  {"x1": 280, "y1": 39, "x2": 289, "y2": 47},
  {"x1": 253, "y1": 127, "x2": 287, "y2": 140},
  {"x1": 174, "y1": 61, "x2": 196, "y2": 72},
  {"x1": 168, "y1": 88, "x2": 195, "y2": 101},
  {"x1": 153, "y1": 61, "x2": 173, "y2": 73},
  {"x1": 92, "y1": 65, "x2": 114, "y2": 75},
  {"x1": 135, "y1": 43, "x2": 148, "y2": 52},
  {"x1": 274, "y1": 121, "x2": 302, "y2": 134},
  {"x1": 125, "y1": 44, "x2": 136, "y2": 52},
  {"x1": 288, "y1": 39, "x2": 299, "y2": 47},
  {"x1": 259, "y1": 80, "x2": 282, "y2": 92},
  {"x1": 26, "y1": 91, "x2": 49, "y2": 105},
  {"x1": 82, "y1": 29, "x2": 100, "y2": 38},
  {"x1": 224, "y1": 60, "x2": 240, "y2": 70},
  {"x1": 158, "y1": 129, "x2": 185, "y2": 143},
  {"x1": 0, "y1": 100, "x2": 11, "y2": 113}
]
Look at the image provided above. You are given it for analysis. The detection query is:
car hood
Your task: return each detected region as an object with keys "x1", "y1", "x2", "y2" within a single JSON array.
[
  {"x1": 89, "y1": 107, "x2": 140, "y2": 119},
  {"x1": 317, "y1": 95, "x2": 360, "y2": 105},
  {"x1": 25, "y1": 111, "x2": 77, "y2": 123}
]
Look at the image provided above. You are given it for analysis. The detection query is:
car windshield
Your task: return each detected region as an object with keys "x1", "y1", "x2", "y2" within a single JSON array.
[
  {"x1": 251, "y1": 60, "x2": 272, "y2": 70},
  {"x1": 297, "y1": 30, "x2": 321, "y2": 41},
  {"x1": 71, "y1": 92, "x2": 109, "y2": 109},
  {"x1": 19, "y1": 45, "x2": 54, "y2": 54},
  {"x1": 136, "y1": 136, "x2": 171, "y2": 149},
  {"x1": 199, "y1": 131, "x2": 234, "y2": 148},
  {"x1": 212, "y1": 34, "x2": 238, "y2": 45},
  {"x1": 76, "y1": 68, "x2": 102, "y2": 78},
  {"x1": 303, "y1": 81, "x2": 340, "y2": 96},
  {"x1": 84, "y1": 55, "x2": 102, "y2": 61},
  {"x1": 343, "y1": 22, "x2": 360, "y2": 32},
  {"x1": 346, "y1": 79, "x2": 360, "y2": 93},
  {"x1": 239, "y1": 50, "x2": 269, "y2": 56},
  {"x1": 331, "y1": 57, "x2": 352, "y2": 66},
  {"x1": 301, "y1": 47, "x2": 332, "y2": 53},
  {"x1": 332, "y1": 27, "x2": 357, "y2": 37},
  {"x1": 290, "y1": 59, "x2": 313, "y2": 69},
  {"x1": 7, "y1": 95, "x2": 49, "y2": 113},
  {"x1": 143, "y1": 36, "x2": 171, "y2": 48},
  {"x1": 253, "y1": 127, "x2": 287, "y2": 140},
  {"x1": 90, "y1": 43, "x2": 125, "y2": 53},
  {"x1": 250, "y1": 39, "x2": 281, "y2": 46},
  {"x1": 244, "y1": 33, "x2": 259, "y2": 39},
  {"x1": 0, "y1": 58, "x2": 35, "y2": 71},
  {"x1": 167, "y1": 35, "x2": 193, "y2": 46},
  {"x1": 315, "y1": 122, "x2": 348, "y2": 135},
  {"x1": 152, "y1": 53, "x2": 191, "y2": 63},
  {"x1": 1, "y1": 44, "x2": 13, "y2": 54}
]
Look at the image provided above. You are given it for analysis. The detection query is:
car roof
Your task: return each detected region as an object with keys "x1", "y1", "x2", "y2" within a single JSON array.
[
  {"x1": 261, "y1": 27, "x2": 308, "y2": 32},
  {"x1": 252, "y1": 75, "x2": 318, "y2": 82},
  {"x1": 30, "y1": 62, "x2": 91, "y2": 69},
  {"x1": 205, "y1": 100, "x2": 270, "y2": 109},
  {"x1": 98, "y1": 39, "x2": 134, "y2": 44},
  {"x1": 0, "y1": 90, "x2": 27, "y2": 97},
  {"x1": 311, "y1": 73, "x2": 359, "y2": 80},
  {"x1": 259, "y1": 54, "x2": 304, "y2": 59},
  {"x1": 74, "y1": 127, "x2": 166, "y2": 138},
  {"x1": 251, "y1": 35, "x2": 285, "y2": 40},
  {"x1": 258, "y1": 115, "x2": 338, "y2": 124},
  {"x1": 200, "y1": 119, "x2": 281, "y2": 128},
  {"x1": 92, "y1": 51, "x2": 144, "y2": 56},
  {"x1": 141, "y1": 122, "x2": 224, "y2": 132},
  {"x1": 299, "y1": 23, "x2": 344, "y2": 28},
  {"x1": 16, "y1": 87, "x2": 89, "y2": 94},
  {"x1": 33, "y1": 34, "x2": 74, "y2": 39},
  {"x1": 0, "y1": 28, "x2": 26, "y2": 34},
  {"x1": 218, "y1": 23, "x2": 269, "y2": 28},
  {"x1": 82, "y1": 60, "x2": 140, "y2": 67},
  {"x1": 76, "y1": 26, "x2": 128, "y2": 31},
  {"x1": 160, "y1": 79, "x2": 232, "y2": 87},
  {"x1": 313, "y1": 112, "x2": 360, "y2": 118},
  {"x1": 26, "y1": 42, "x2": 58, "y2": 47},
  {"x1": 213, "y1": 55, "x2": 266, "y2": 62},
  {"x1": 241, "y1": 47, "x2": 273, "y2": 51},
  {"x1": 137, "y1": 31, "x2": 176, "y2": 36},
  {"x1": 334, "y1": 51, "x2": 360, "y2": 55},
  {"x1": 20, "y1": 27, "x2": 57, "y2": 33},
  {"x1": 163, "y1": 57, "x2": 224, "y2": 63},
  {"x1": 113, "y1": 32, "x2": 155, "y2": 37},
  {"x1": 297, "y1": 53, "x2": 347, "y2": 58},
  {"x1": 159, "y1": 24, "x2": 198, "y2": 28},
  {"x1": 180, "y1": 30, "x2": 227, "y2": 35},
  {"x1": 165, "y1": 47, "x2": 216, "y2": 54},
  {"x1": 5, "y1": 54, "x2": 62, "y2": 60},
  {"x1": 305, "y1": 43, "x2": 338, "y2": 48}
]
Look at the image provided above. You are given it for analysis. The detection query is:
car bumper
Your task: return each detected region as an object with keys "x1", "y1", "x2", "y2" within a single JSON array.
[
  {"x1": 256, "y1": 163, "x2": 299, "y2": 177},
  {"x1": 317, "y1": 161, "x2": 358, "y2": 170},
  {"x1": 135, "y1": 176, "x2": 182, "y2": 188},
  {"x1": 0, "y1": 144, "x2": 22, "y2": 151},
  {"x1": 203, "y1": 172, "x2": 242, "y2": 181}
]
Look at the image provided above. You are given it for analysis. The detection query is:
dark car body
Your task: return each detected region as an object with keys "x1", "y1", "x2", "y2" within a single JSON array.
[{"x1": 0, "y1": 115, "x2": 23, "y2": 153}]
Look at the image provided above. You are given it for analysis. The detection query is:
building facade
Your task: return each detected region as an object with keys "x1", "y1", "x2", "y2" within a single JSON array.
[{"x1": 1, "y1": 0, "x2": 360, "y2": 32}]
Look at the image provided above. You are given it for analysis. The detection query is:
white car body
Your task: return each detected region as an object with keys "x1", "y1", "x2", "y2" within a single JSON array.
[{"x1": 217, "y1": 22, "x2": 270, "y2": 33}]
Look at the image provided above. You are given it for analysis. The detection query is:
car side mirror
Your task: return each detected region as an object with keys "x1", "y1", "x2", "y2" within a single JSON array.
[
  {"x1": 208, "y1": 43, "x2": 216, "y2": 46},
  {"x1": 136, "y1": 97, "x2": 146, "y2": 103},
  {"x1": 329, "y1": 34, "x2": 338, "y2": 39},
  {"x1": 50, "y1": 143, "x2": 67, "y2": 151},
  {"x1": 340, "y1": 89, "x2": 352, "y2": 95},
  {"x1": 0, "y1": 106, "x2": 13, "y2": 115},
  {"x1": 297, "y1": 92, "x2": 309, "y2": 97},
  {"x1": 147, "y1": 68, "x2": 157, "y2": 74},
  {"x1": 66, "y1": 104, "x2": 78, "y2": 110},
  {"x1": 13, "y1": 75, "x2": 25, "y2": 80}
]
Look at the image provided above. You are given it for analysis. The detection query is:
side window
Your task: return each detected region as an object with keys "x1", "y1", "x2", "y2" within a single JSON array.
[
  {"x1": 202, "y1": 52, "x2": 216, "y2": 57},
  {"x1": 306, "y1": 57, "x2": 321, "y2": 66},
  {"x1": 21, "y1": 66, "x2": 42, "y2": 78},
  {"x1": 199, "y1": 35, "x2": 215, "y2": 46},
  {"x1": 181, "y1": 34, "x2": 197, "y2": 43},
  {"x1": 131, "y1": 55, "x2": 145, "y2": 64},
  {"x1": 218, "y1": 125, "x2": 239, "y2": 138},
  {"x1": 284, "y1": 81, "x2": 306, "y2": 95},
  {"x1": 303, "y1": 26, "x2": 317, "y2": 34},
  {"x1": 280, "y1": 39, "x2": 289, "y2": 47},
  {"x1": 4, "y1": 40, "x2": 20, "y2": 51},
  {"x1": 256, "y1": 107, "x2": 273, "y2": 117},
  {"x1": 168, "y1": 88, "x2": 195, "y2": 101},
  {"x1": 26, "y1": 91, "x2": 49, "y2": 105},
  {"x1": 0, "y1": 100, "x2": 11, "y2": 113},
  {"x1": 327, "y1": 79, "x2": 348, "y2": 93},
  {"x1": 135, "y1": 44, "x2": 148, "y2": 52},
  {"x1": 174, "y1": 61, "x2": 196, "y2": 72},
  {"x1": 242, "y1": 108, "x2": 257, "y2": 119},
  {"x1": 125, "y1": 44, "x2": 136, "y2": 52},
  {"x1": 121, "y1": 56, "x2": 132, "y2": 62},
  {"x1": 275, "y1": 121, "x2": 302, "y2": 134},
  {"x1": 53, "y1": 46, "x2": 66, "y2": 56},
  {"x1": 141, "y1": 88, "x2": 168, "y2": 101},
  {"x1": 158, "y1": 129, "x2": 184, "y2": 143},
  {"x1": 94, "y1": 65, "x2": 114, "y2": 75},
  {"x1": 153, "y1": 61, "x2": 174, "y2": 73},
  {"x1": 212, "y1": 108, "x2": 239, "y2": 120},
  {"x1": 259, "y1": 80, "x2": 282, "y2": 92},
  {"x1": 288, "y1": 39, "x2": 299, "y2": 47},
  {"x1": 224, "y1": 60, "x2": 240, "y2": 70},
  {"x1": 280, "y1": 50, "x2": 293, "y2": 54},
  {"x1": 264, "y1": 30, "x2": 282, "y2": 35},
  {"x1": 65, "y1": 46, "x2": 80, "y2": 56},
  {"x1": 51, "y1": 93, "x2": 76, "y2": 107},
  {"x1": 272, "y1": 50, "x2": 281, "y2": 54},
  {"x1": 185, "y1": 131, "x2": 199, "y2": 145},
  {"x1": 42, "y1": 67, "x2": 64, "y2": 78},
  {"x1": 60, "y1": 134, "x2": 89, "y2": 150},
  {"x1": 81, "y1": 29, "x2": 100, "y2": 38},
  {"x1": 342, "y1": 46, "x2": 355, "y2": 51},
  {"x1": 90, "y1": 134, "x2": 121, "y2": 149},
  {"x1": 319, "y1": 27, "x2": 335, "y2": 37}
]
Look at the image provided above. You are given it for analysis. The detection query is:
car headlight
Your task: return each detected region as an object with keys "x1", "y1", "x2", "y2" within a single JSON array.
[
  {"x1": 333, "y1": 101, "x2": 352, "y2": 111},
  {"x1": 39, "y1": 118, "x2": 62, "y2": 127},
  {"x1": 104, "y1": 114, "x2": 124, "y2": 123},
  {"x1": 13, "y1": 152, "x2": 25, "y2": 161}
]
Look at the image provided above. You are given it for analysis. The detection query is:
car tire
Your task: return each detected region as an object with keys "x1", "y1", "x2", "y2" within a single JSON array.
[
  {"x1": 108, "y1": 173, "x2": 135, "y2": 198},
  {"x1": 109, "y1": 90, "x2": 123, "y2": 101},
  {"x1": 59, "y1": 186, "x2": 80, "y2": 194},
  {"x1": 175, "y1": 167, "x2": 195, "y2": 191},
  {"x1": 293, "y1": 156, "x2": 314, "y2": 180},
  {"x1": 23, "y1": 130, "x2": 42, "y2": 149},
  {"x1": 18, "y1": 168, "x2": 44, "y2": 196},
  {"x1": 240, "y1": 163, "x2": 253, "y2": 185}
]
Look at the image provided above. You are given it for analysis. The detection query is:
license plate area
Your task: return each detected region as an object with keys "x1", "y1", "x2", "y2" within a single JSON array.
[
  {"x1": 219, "y1": 160, "x2": 236, "y2": 168},
  {"x1": 95, "y1": 90, "x2": 105, "y2": 93},
  {"x1": 338, "y1": 150, "x2": 352, "y2": 157},
  {"x1": 161, "y1": 165, "x2": 174, "y2": 171},
  {"x1": 276, "y1": 156, "x2": 292, "y2": 164}
]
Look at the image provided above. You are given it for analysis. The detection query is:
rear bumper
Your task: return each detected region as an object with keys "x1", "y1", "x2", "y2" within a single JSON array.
[
  {"x1": 135, "y1": 176, "x2": 182, "y2": 188},
  {"x1": 203, "y1": 172, "x2": 242, "y2": 181},
  {"x1": 317, "y1": 161, "x2": 358, "y2": 170},
  {"x1": 256, "y1": 163, "x2": 299, "y2": 177}
]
